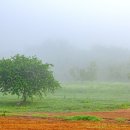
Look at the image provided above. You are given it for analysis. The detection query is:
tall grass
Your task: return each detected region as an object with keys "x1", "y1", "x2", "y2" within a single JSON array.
[{"x1": 0, "y1": 82, "x2": 130, "y2": 113}]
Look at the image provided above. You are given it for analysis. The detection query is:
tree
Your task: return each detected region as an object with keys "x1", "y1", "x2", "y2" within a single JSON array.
[
  {"x1": 69, "y1": 62, "x2": 98, "y2": 81},
  {"x1": 86, "y1": 62, "x2": 97, "y2": 81},
  {"x1": 0, "y1": 54, "x2": 61, "y2": 103},
  {"x1": 107, "y1": 64, "x2": 126, "y2": 81}
]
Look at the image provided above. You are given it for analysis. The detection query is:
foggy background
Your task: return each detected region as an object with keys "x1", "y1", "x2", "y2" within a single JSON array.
[{"x1": 1, "y1": 0, "x2": 130, "y2": 82}]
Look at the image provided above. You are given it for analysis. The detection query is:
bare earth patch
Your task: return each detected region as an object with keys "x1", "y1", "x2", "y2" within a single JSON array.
[
  {"x1": 26, "y1": 108, "x2": 130, "y2": 120},
  {"x1": 1, "y1": 109, "x2": 130, "y2": 130}
]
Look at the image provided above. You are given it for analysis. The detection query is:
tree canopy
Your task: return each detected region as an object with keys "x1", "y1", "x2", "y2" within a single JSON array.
[{"x1": 0, "y1": 54, "x2": 61, "y2": 103}]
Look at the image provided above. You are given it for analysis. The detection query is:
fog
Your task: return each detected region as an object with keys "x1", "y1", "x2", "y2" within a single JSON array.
[{"x1": 1, "y1": 0, "x2": 130, "y2": 82}]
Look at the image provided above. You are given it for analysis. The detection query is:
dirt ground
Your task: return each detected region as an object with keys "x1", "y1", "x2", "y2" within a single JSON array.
[
  {"x1": 28, "y1": 108, "x2": 130, "y2": 119},
  {"x1": 1, "y1": 109, "x2": 130, "y2": 130}
]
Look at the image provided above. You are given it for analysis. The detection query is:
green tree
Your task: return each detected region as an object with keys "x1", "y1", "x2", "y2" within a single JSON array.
[
  {"x1": 86, "y1": 62, "x2": 97, "y2": 81},
  {"x1": 0, "y1": 54, "x2": 61, "y2": 103},
  {"x1": 69, "y1": 62, "x2": 98, "y2": 81}
]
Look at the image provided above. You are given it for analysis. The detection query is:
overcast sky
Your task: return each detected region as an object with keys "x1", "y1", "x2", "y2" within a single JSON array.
[{"x1": 0, "y1": 0, "x2": 130, "y2": 53}]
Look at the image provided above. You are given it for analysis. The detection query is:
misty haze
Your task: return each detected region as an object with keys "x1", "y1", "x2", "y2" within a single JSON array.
[
  {"x1": 0, "y1": 0, "x2": 130, "y2": 129},
  {"x1": 1, "y1": 0, "x2": 130, "y2": 82}
]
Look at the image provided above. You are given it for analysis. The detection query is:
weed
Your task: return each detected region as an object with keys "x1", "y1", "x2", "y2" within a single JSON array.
[
  {"x1": 31, "y1": 113, "x2": 48, "y2": 118},
  {"x1": 57, "y1": 115, "x2": 102, "y2": 121},
  {"x1": 115, "y1": 118, "x2": 127, "y2": 123},
  {"x1": 0, "y1": 111, "x2": 7, "y2": 116}
]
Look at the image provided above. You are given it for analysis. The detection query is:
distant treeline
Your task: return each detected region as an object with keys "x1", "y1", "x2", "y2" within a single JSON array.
[
  {"x1": 26, "y1": 41, "x2": 130, "y2": 82},
  {"x1": 69, "y1": 61, "x2": 129, "y2": 82}
]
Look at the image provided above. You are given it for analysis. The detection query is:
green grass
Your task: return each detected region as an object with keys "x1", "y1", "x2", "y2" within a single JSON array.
[
  {"x1": 0, "y1": 82, "x2": 130, "y2": 113},
  {"x1": 31, "y1": 113, "x2": 48, "y2": 118},
  {"x1": 115, "y1": 117, "x2": 127, "y2": 123},
  {"x1": 57, "y1": 115, "x2": 102, "y2": 121}
]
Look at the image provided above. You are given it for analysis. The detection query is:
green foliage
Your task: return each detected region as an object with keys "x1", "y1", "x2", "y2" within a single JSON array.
[
  {"x1": 61, "y1": 115, "x2": 102, "y2": 121},
  {"x1": 0, "y1": 110, "x2": 7, "y2": 116},
  {"x1": 0, "y1": 54, "x2": 61, "y2": 102}
]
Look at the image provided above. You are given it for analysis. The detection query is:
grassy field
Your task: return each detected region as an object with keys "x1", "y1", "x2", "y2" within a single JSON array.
[{"x1": 0, "y1": 82, "x2": 130, "y2": 113}]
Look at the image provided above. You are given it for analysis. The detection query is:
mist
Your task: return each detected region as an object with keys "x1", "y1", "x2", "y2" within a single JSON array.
[{"x1": 1, "y1": 0, "x2": 130, "y2": 82}]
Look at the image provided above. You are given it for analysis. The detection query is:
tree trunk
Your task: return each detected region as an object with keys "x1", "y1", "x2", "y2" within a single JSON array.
[
  {"x1": 22, "y1": 95, "x2": 27, "y2": 103},
  {"x1": 22, "y1": 88, "x2": 27, "y2": 103}
]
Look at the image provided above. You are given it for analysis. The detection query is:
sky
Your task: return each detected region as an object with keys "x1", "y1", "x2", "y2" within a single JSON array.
[{"x1": 0, "y1": 0, "x2": 130, "y2": 53}]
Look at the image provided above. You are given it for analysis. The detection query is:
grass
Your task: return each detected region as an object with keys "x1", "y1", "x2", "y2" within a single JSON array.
[
  {"x1": 115, "y1": 117, "x2": 127, "y2": 123},
  {"x1": 31, "y1": 113, "x2": 48, "y2": 118},
  {"x1": 57, "y1": 115, "x2": 102, "y2": 121},
  {"x1": 0, "y1": 82, "x2": 130, "y2": 113}
]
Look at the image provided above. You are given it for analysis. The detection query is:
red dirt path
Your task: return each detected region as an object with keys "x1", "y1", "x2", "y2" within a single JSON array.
[
  {"x1": 27, "y1": 108, "x2": 130, "y2": 120},
  {"x1": 1, "y1": 109, "x2": 130, "y2": 130},
  {"x1": 0, "y1": 117, "x2": 130, "y2": 130}
]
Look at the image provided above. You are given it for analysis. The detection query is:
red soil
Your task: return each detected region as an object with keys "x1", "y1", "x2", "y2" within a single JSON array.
[
  {"x1": 0, "y1": 117, "x2": 130, "y2": 130},
  {"x1": 27, "y1": 108, "x2": 130, "y2": 119},
  {"x1": 1, "y1": 109, "x2": 130, "y2": 130}
]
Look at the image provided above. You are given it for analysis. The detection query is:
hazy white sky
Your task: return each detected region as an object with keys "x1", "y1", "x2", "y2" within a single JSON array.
[{"x1": 0, "y1": 0, "x2": 130, "y2": 51}]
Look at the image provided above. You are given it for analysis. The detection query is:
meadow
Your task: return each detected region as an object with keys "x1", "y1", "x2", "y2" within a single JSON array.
[{"x1": 0, "y1": 82, "x2": 130, "y2": 113}]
